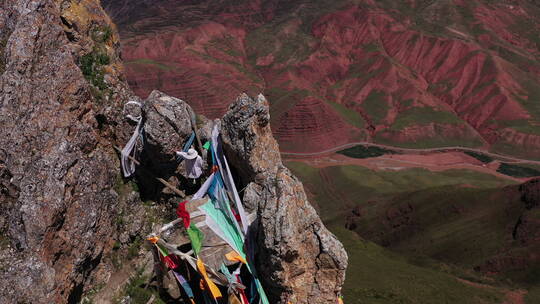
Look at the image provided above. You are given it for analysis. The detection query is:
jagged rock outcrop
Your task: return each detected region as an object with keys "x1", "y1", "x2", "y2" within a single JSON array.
[
  {"x1": 139, "y1": 91, "x2": 348, "y2": 303},
  {"x1": 143, "y1": 91, "x2": 196, "y2": 163},
  {"x1": 0, "y1": 1, "x2": 347, "y2": 303},
  {"x1": 221, "y1": 94, "x2": 348, "y2": 303},
  {"x1": 120, "y1": 90, "x2": 348, "y2": 303},
  {"x1": 133, "y1": 90, "x2": 212, "y2": 199}
]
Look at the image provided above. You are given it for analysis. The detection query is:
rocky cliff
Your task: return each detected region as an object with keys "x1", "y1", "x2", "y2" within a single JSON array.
[
  {"x1": 0, "y1": 0, "x2": 136, "y2": 302},
  {"x1": 0, "y1": 1, "x2": 347, "y2": 303}
]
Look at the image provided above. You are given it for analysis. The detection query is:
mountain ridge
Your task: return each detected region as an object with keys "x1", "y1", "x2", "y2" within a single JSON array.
[{"x1": 103, "y1": 0, "x2": 540, "y2": 158}]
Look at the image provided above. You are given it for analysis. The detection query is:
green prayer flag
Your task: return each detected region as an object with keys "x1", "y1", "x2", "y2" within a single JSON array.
[
  {"x1": 200, "y1": 200, "x2": 270, "y2": 304},
  {"x1": 156, "y1": 243, "x2": 169, "y2": 257},
  {"x1": 202, "y1": 141, "x2": 211, "y2": 150},
  {"x1": 187, "y1": 224, "x2": 204, "y2": 255},
  {"x1": 200, "y1": 200, "x2": 246, "y2": 259}
]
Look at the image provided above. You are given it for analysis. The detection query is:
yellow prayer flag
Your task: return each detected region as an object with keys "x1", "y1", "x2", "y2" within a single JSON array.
[{"x1": 197, "y1": 258, "x2": 222, "y2": 299}]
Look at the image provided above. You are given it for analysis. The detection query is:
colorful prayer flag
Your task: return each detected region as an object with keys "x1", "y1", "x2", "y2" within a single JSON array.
[
  {"x1": 172, "y1": 270, "x2": 194, "y2": 299},
  {"x1": 156, "y1": 243, "x2": 179, "y2": 269},
  {"x1": 177, "y1": 200, "x2": 191, "y2": 228},
  {"x1": 187, "y1": 224, "x2": 204, "y2": 255},
  {"x1": 197, "y1": 258, "x2": 222, "y2": 300}
]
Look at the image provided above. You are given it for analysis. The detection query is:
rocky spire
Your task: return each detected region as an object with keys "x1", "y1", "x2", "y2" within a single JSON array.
[{"x1": 221, "y1": 94, "x2": 348, "y2": 303}]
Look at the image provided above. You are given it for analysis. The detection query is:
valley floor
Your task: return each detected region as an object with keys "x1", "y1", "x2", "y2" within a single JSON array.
[
  {"x1": 284, "y1": 152, "x2": 540, "y2": 304},
  {"x1": 281, "y1": 142, "x2": 540, "y2": 164},
  {"x1": 284, "y1": 152, "x2": 532, "y2": 183}
]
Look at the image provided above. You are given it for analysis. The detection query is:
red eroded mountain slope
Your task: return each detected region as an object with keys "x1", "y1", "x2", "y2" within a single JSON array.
[{"x1": 103, "y1": 0, "x2": 540, "y2": 157}]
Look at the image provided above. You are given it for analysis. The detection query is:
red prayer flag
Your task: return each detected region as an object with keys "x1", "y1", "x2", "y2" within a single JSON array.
[
  {"x1": 236, "y1": 274, "x2": 250, "y2": 304},
  {"x1": 176, "y1": 200, "x2": 190, "y2": 228},
  {"x1": 158, "y1": 250, "x2": 180, "y2": 269}
]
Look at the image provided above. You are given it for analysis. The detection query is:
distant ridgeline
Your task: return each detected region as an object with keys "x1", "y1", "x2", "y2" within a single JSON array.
[{"x1": 104, "y1": 0, "x2": 540, "y2": 158}]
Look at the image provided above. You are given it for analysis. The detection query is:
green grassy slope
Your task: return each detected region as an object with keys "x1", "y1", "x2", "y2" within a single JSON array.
[
  {"x1": 285, "y1": 161, "x2": 540, "y2": 302},
  {"x1": 286, "y1": 162, "x2": 517, "y2": 221},
  {"x1": 333, "y1": 225, "x2": 504, "y2": 304},
  {"x1": 526, "y1": 286, "x2": 540, "y2": 304}
]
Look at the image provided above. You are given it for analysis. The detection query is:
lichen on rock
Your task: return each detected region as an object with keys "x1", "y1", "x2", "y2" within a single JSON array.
[{"x1": 0, "y1": 0, "x2": 143, "y2": 302}]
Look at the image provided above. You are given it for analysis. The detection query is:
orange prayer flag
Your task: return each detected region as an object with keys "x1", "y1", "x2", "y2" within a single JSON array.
[
  {"x1": 225, "y1": 250, "x2": 247, "y2": 264},
  {"x1": 147, "y1": 236, "x2": 159, "y2": 244}
]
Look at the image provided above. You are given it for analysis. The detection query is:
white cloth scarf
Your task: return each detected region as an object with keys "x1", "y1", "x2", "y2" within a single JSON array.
[{"x1": 121, "y1": 101, "x2": 143, "y2": 177}]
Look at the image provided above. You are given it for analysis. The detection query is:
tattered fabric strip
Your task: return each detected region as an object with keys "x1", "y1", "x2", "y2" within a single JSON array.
[
  {"x1": 236, "y1": 275, "x2": 250, "y2": 304},
  {"x1": 197, "y1": 258, "x2": 222, "y2": 300},
  {"x1": 219, "y1": 263, "x2": 246, "y2": 296},
  {"x1": 252, "y1": 278, "x2": 268, "y2": 304},
  {"x1": 226, "y1": 251, "x2": 247, "y2": 265},
  {"x1": 156, "y1": 243, "x2": 179, "y2": 269},
  {"x1": 177, "y1": 201, "x2": 191, "y2": 228},
  {"x1": 222, "y1": 153, "x2": 249, "y2": 233},
  {"x1": 155, "y1": 239, "x2": 229, "y2": 286},
  {"x1": 176, "y1": 131, "x2": 196, "y2": 161},
  {"x1": 229, "y1": 293, "x2": 243, "y2": 304},
  {"x1": 172, "y1": 270, "x2": 194, "y2": 299},
  {"x1": 209, "y1": 126, "x2": 269, "y2": 304},
  {"x1": 121, "y1": 101, "x2": 143, "y2": 177},
  {"x1": 208, "y1": 130, "x2": 244, "y2": 237},
  {"x1": 229, "y1": 265, "x2": 250, "y2": 304},
  {"x1": 196, "y1": 153, "x2": 243, "y2": 237},
  {"x1": 199, "y1": 200, "x2": 245, "y2": 259},
  {"x1": 187, "y1": 224, "x2": 204, "y2": 255},
  {"x1": 183, "y1": 132, "x2": 196, "y2": 152},
  {"x1": 211, "y1": 125, "x2": 249, "y2": 235},
  {"x1": 193, "y1": 172, "x2": 215, "y2": 200},
  {"x1": 198, "y1": 200, "x2": 268, "y2": 303}
]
